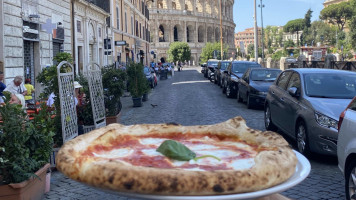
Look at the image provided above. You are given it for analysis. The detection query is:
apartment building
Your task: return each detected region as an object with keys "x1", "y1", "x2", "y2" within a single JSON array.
[{"x1": 113, "y1": 0, "x2": 150, "y2": 66}]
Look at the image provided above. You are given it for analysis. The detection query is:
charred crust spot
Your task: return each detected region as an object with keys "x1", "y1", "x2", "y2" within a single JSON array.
[
  {"x1": 236, "y1": 117, "x2": 243, "y2": 121},
  {"x1": 154, "y1": 180, "x2": 166, "y2": 192},
  {"x1": 213, "y1": 184, "x2": 224, "y2": 193},
  {"x1": 124, "y1": 180, "x2": 134, "y2": 190},
  {"x1": 228, "y1": 187, "x2": 235, "y2": 191},
  {"x1": 108, "y1": 176, "x2": 114, "y2": 184},
  {"x1": 170, "y1": 178, "x2": 178, "y2": 190},
  {"x1": 166, "y1": 122, "x2": 180, "y2": 126},
  {"x1": 250, "y1": 130, "x2": 256, "y2": 134}
]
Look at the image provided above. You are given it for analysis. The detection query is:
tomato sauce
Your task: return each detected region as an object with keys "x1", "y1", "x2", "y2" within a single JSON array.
[{"x1": 80, "y1": 133, "x2": 273, "y2": 171}]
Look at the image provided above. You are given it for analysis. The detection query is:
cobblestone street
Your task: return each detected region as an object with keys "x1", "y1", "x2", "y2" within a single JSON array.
[{"x1": 45, "y1": 67, "x2": 345, "y2": 200}]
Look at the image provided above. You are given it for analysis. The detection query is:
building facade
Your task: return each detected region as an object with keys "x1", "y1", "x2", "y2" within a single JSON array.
[
  {"x1": 323, "y1": 0, "x2": 348, "y2": 7},
  {"x1": 148, "y1": 0, "x2": 236, "y2": 64},
  {"x1": 235, "y1": 27, "x2": 262, "y2": 54},
  {"x1": 112, "y1": 0, "x2": 151, "y2": 66},
  {"x1": 73, "y1": 0, "x2": 112, "y2": 74},
  {"x1": 0, "y1": 0, "x2": 71, "y2": 97}
]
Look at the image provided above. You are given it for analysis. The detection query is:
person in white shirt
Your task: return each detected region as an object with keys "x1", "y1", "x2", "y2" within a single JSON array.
[{"x1": 4, "y1": 76, "x2": 27, "y2": 96}]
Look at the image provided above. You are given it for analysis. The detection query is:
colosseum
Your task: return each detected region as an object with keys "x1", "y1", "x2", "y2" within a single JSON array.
[{"x1": 147, "y1": 0, "x2": 236, "y2": 64}]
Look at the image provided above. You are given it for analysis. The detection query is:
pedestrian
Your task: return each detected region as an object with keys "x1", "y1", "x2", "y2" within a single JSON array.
[
  {"x1": 24, "y1": 78, "x2": 35, "y2": 104},
  {"x1": 0, "y1": 71, "x2": 6, "y2": 103},
  {"x1": 4, "y1": 76, "x2": 27, "y2": 96}
]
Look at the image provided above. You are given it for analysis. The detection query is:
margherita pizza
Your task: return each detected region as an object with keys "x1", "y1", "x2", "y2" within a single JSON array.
[{"x1": 56, "y1": 117, "x2": 297, "y2": 196}]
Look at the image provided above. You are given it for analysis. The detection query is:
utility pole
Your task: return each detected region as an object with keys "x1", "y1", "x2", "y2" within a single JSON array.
[
  {"x1": 259, "y1": 0, "x2": 265, "y2": 63},
  {"x1": 254, "y1": 0, "x2": 258, "y2": 61},
  {"x1": 220, "y1": 0, "x2": 223, "y2": 60}
]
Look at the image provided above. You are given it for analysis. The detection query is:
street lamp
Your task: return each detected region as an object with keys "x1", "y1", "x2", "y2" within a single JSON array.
[
  {"x1": 258, "y1": 0, "x2": 265, "y2": 63},
  {"x1": 253, "y1": 0, "x2": 258, "y2": 61}
]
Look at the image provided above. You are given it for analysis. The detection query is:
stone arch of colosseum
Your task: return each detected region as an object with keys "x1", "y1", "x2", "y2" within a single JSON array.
[{"x1": 149, "y1": 0, "x2": 236, "y2": 64}]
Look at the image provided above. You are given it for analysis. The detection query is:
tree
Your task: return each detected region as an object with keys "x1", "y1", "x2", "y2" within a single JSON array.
[
  {"x1": 167, "y1": 42, "x2": 191, "y2": 63},
  {"x1": 200, "y1": 42, "x2": 227, "y2": 63},
  {"x1": 284, "y1": 19, "x2": 305, "y2": 46},
  {"x1": 348, "y1": 0, "x2": 356, "y2": 48},
  {"x1": 304, "y1": 9, "x2": 313, "y2": 29},
  {"x1": 302, "y1": 21, "x2": 338, "y2": 46},
  {"x1": 320, "y1": 1, "x2": 353, "y2": 31}
]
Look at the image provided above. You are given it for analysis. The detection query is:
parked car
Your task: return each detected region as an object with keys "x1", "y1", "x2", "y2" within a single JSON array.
[
  {"x1": 237, "y1": 68, "x2": 281, "y2": 109},
  {"x1": 222, "y1": 61, "x2": 262, "y2": 98},
  {"x1": 264, "y1": 68, "x2": 356, "y2": 156},
  {"x1": 144, "y1": 66, "x2": 156, "y2": 88},
  {"x1": 337, "y1": 97, "x2": 356, "y2": 200},
  {"x1": 201, "y1": 63, "x2": 207, "y2": 74},
  {"x1": 214, "y1": 61, "x2": 231, "y2": 86},
  {"x1": 203, "y1": 59, "x2": 219, "y2": 78}
]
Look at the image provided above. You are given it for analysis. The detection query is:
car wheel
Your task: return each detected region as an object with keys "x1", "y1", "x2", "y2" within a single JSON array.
[
  {"x1": 226, "y1": 84, "x2": 232, "y2": 98},
  {"x1": 246, "y1": 93, "x2": 253, "y2": 109},
  {"x1": 222, "y1": 82, "x2": 226, "y2": 94},
  {"x1": 264, "y1": 105, "x2": 278, "y2": 131},
  {"x1": 296, "y1": 121, "x2": 311, "y2": 156},
  {"x1": 237, "y1": 90, "x2": 243, "y2": 103},
  {"x1": 345, "y1": 160, "x2": 356, "y2": 200}
]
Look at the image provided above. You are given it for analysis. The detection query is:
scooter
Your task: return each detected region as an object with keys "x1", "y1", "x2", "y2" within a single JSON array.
[{"x1": 208, "y1": 66, "x2": 215, "y2": 83}]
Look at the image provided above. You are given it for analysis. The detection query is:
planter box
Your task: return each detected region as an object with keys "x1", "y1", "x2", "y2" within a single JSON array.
[
  {"x1": 83, "y1": 125, "x2": 95, "y2": 133},
  {"x1": 132, "y1": 97, "x2": 143, "y2": 107},
  {"x1": 106, "y1": 112, "x2": 121, "y2": 125},
  {"x1": 0, "y1": 163, "x2": 50, "y2": 200}
]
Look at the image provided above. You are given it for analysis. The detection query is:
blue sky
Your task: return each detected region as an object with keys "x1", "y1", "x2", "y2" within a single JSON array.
[{"x1": 234, "y1": 0, "x2": 325, "y2": 32}]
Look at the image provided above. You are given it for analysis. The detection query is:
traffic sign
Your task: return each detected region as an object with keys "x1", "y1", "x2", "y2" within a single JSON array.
[{"x1": 115, "y1": 40, "x2": 126, "y2": 46}]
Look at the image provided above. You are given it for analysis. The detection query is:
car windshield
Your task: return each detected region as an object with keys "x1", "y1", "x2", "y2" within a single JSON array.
[
  {"x1": 232, "y1": 63, "x2": 261, "y2": 73},
  {"x1": 304, "y1": 73, "x2": 356, "y2": 99},
  {"x1": 207, "y1": 61, "x2": 218, "y2": 67},
  {"x1": 220, "y1": 62, "x2": 230, "y2": 70},
  {"x1": 250, "y1": 69, "x2": 281, "y2": 81}
]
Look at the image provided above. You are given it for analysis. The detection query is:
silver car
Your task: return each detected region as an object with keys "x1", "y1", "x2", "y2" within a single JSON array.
[
  {"x1": 337, "y1": 97, "x2": 356, "y2": 200},
  {"x1": 264, "y1": 68, "x2": 356, "y2": 156}
]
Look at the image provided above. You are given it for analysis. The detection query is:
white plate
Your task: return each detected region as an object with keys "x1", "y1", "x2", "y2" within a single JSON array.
[{"x1": 107, "y1": 151, "x2": 310, "y2": 200}]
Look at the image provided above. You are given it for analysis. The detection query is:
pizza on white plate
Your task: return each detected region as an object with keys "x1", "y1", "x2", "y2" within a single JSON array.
[{"x1": 56, "y1": 117, "x2": 297, "y2": 195}]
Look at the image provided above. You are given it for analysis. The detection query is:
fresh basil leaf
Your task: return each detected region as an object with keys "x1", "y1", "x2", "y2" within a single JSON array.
[
  {"x1": 194, "y1": 155, "x2": 221, "y2": 162},
  {"x1": 156, "y1": 140, "x2": 196, "y2": 161}
]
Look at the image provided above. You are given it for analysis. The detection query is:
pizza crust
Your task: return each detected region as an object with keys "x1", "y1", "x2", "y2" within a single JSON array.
[{"x1": 56, "y1": 117, "x2": 297, "y2": 195}]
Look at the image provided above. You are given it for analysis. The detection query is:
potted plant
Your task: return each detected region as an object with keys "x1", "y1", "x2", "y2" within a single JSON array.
[
  {"x1": 76, "y1": 75, "x2": 95, "y2": 133},
  {"x1": 36, "y1": 52, "x2": 73, "y2": 146},
  {"x1": 127, "y1": 62, "x2": 150, "y2": 107},
  {"x1": 102, "y1": 64, "x2": 126, "y2": 124},
  {"x1": 0, "y1": 92, "x2": 55, "y2": 199}
]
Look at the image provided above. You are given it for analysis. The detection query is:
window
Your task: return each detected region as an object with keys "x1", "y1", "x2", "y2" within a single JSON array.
[
  {"x1": 125, "y1": 12, "x2": 127, "y2": 32},
  {"x1": 286, "y1": 73, "x2": 301, "y2": 96},
  {"x1": 276, "y1": 71, "x2": 293, "y2": 90},
  {"x1": 116, "y1": 7, "x2": 120, "y2": 29},
  {"x1": 77, "y1": 20, "x2": 81, "y2": 33},
  {"x1": 98, "y1": 27, "x2": 101, "y2": 38},
  {"x1": 131, "y1": 16, "x2": 134, "y2": 34}
]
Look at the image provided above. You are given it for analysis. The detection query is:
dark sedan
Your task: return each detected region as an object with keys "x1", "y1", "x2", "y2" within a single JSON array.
[
  {"x1": 237, "y1": 68, "x2": 281, "y2": 109},
  {"x1": 214, "y1": 61, "x2": 231, "y2": 86}
]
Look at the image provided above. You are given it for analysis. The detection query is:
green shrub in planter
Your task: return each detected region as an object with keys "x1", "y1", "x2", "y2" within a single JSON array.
[
  {"x1": 76, "y1": 74, "x2": 94, "y2": 126},
  {"x1": 0, "y1": 92, "x2": 55, "y2": 184},
  {"x1": 127, "y1": 63, "x2": 150, "y2": 98},
  {"x1": 102, "y1": 64, "x2": 126, "y2": 116}
]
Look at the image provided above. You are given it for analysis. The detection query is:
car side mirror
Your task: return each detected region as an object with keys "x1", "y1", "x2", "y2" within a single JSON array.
[
  {"x1": 288, "y1": 87, "x2": 299, "y2": 97},
  {"x1": 224, "y1": 70, "x2": 228, "y2": 74}
]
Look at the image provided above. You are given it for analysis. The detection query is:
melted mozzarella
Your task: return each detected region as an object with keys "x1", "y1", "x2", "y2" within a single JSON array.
[
  {"x1": 139, "y1": 138, "x2": 167, "y2": 146},
  {"x1": 189, "y1": 157, "x2": 222, "y2": 166},
  {"x1": 141, "y1": 149, "x2": 163, "y2": 157},
  {"x1": 229, "y1": 158, "x2": 255, "y2": 170},
  {"x1": 93, "y1": 149, "x2": 134, "y2": 159},
  {"x1": 188, "y1": 144, "x2": 218, "y2": 151},
  {"x1": 195, "y1": 149, "x2": 239, "y2": 158}
]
